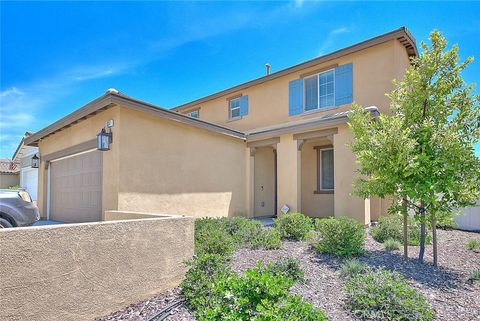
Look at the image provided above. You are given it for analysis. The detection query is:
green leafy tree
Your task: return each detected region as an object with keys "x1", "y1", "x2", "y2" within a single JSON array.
[{"x1": 348, "y1": 30, "x2": 480, "y2": 265}]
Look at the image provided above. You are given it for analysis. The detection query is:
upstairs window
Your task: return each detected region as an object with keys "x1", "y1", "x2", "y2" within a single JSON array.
[
  {"x1": 229, "y1": 97, "x2": 241, "y2": 119},
  {"x1": 304, "y1": 69, "x2": 335, "y2": 112},
  {"x1": 187, "y1": 110, "x2": 199, "y2": 118}
]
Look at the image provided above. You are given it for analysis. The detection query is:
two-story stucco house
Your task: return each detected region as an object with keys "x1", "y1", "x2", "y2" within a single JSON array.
[{"x1": 25, "y1": 27, "x2": 417, "y2": 225}]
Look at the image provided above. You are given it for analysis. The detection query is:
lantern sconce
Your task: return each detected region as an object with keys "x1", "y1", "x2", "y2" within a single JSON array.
[
  {"x1": 31, "y1": 154, "x2": 40, "y2": 168},
  {"x1": 97, "y1": 127, "x2": 113, "y2": 151}
]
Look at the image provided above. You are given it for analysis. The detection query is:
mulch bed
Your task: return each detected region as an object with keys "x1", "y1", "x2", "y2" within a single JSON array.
[{"x1": 98, "y1": 229, "x2": 480, "y2": 321}]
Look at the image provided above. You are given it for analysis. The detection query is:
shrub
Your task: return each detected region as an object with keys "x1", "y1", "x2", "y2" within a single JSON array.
[
  {"x1": 466, "y1": 239, "x2": 480, "y2": 251},
  {"x1": 384, "y1": 238, "x2": 402, "y2": 251},
  {"x1": 254, "y1": 295, "x2": 328, "y2": 321},
  {"x1": 274, "y1": 213, "x2": 313, "y2": 240},
  {"x1": 345, "y1": 269, "x2": 435, "y2": 321},
  {"x1": 269, "y1": 257, "x2": 305, "y2": 282},
  {"x1": 312, "y1": 217, "x2": 365, "y2": 256},
  {"x1": 250, "y1": 226, "x2": 282, "y2": 250},
  {"x1": 468, "y1": 269, "x2": 480, "y2": 282},
  {"x1": 340, "y1": 258, "x2": 368, "y2": 278},
  {"x1": 181, "y1": 253, "x2": 232, "y2": 311},
  {"x1": 195, "y1": 218, "x2": 235, "y2": 256},
  {"x1": 371, "y1": 215, "x2": 432, "y2": 246},
  {"x1": 195, "y1": 217, "x2": 281, "y2": 254},
  {"x1": 197, "y1": 262, "x2": 327, "y2": 321}
]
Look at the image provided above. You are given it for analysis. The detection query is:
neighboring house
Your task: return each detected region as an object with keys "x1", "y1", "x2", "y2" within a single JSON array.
[
  {"x1": 455, "y1": 200, "x2": 480, "y2": 232},
  {"x1": 12, "y1": 132, "x2": 39, "y2": 201},
  {"x1": 0, "y1": 158, "x2": 19, "y2": 189},
  {"x1": 25, "y1": 27, "x2": 416, "y2": 225}
]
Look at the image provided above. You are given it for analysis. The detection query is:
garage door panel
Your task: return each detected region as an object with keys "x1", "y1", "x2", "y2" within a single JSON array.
[{"x1": 50, "y1": 151, "x2": 102, "y2": 223}]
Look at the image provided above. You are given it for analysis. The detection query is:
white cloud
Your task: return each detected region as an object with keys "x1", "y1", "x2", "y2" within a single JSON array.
[{"x1": 318, "y1": 26, "x2": 351, "y2": 55}]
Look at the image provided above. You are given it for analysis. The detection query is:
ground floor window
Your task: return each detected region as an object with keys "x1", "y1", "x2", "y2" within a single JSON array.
[{"x1": 316, "y1": 145, "x2": 334, "y2": 191}]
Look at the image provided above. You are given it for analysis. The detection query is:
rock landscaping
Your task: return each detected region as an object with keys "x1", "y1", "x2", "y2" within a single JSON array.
[{"x1": 98, "y1": 215, "x2": 480, "y2": 321}]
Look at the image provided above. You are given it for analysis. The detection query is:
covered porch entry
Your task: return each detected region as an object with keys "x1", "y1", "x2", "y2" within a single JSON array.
[{"x1": 246, "y1": 121, "x2": 373, "y2": 225}]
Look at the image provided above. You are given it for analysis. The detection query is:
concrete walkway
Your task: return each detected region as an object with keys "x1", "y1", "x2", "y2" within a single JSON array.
[
  {"x1": 253, "y1": 217, "x2": 276, "y2": 227},
  {"x1": 33, "y1": 220, "x2": 64, "y2": 226}
]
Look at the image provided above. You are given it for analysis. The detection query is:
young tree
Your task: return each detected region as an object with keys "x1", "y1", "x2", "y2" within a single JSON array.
[{"x1": 348, "y1": 30, "x2": 480, "y2": 265}]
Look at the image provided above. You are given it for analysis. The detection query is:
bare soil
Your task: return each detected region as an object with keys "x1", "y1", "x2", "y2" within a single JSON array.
[{"x1": 98, "y1": 229, "x2": 480, "y2": 321}]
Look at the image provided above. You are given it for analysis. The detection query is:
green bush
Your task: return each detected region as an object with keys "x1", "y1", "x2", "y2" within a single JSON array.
[
  {"x1": 197, "y1": 262, "x2": 327, "y2": 321},
  {"x1": 371, "y1": 215, "x2": 432, "y2": 246},
  {"x1": 250, "y1": 226, "x2": 282, "y2": 250},
  {"x1": 466, "y1": 239, "x2": 480, "y2": 251},
  {"x1": 340, "y1": 258, "x2": 368, "y2": 278},
  {"x1": 468, "y1": 269, "x2": 480, "y2": 282},
  {"x1": 269, "y1": 257, "x2": 305, "y2": 282},
  {"x1": 195, "y1": 217, "x2": 282, "y2": 254},
  {"x1": 255, "y1": 295, "x2": 328, "y2": 321},
  {"x1": 181, "y1": 253, "x2": 232, "y2": 311},
  {"x1": 312, "y1": 217, "x2": 365, "y2": 256},
  {"x1": 384, "y1": 238, "x2": 402, "y2": 251},
  {"x1": 195, "y1": 218, "x2": 235, "y2": 256},
  {"x1": 274, "y1": 213, "x2": 313, "y2": 240},
  {"x1": 345, "y1": 269, "x2": 435, "y2": 321}
]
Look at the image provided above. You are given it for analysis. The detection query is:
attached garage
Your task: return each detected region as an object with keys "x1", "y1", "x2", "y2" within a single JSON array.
[{"x1": 49, "y1": 150, "x2": 102, "y2": 223}]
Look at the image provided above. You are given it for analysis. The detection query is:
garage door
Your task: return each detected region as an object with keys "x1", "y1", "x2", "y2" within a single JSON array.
[{"x1": 50, "y1": 150, "x2": 102, "y2": 223}]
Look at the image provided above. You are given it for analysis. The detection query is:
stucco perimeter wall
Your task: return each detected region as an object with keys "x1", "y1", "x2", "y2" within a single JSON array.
[
  {"x1": 0, "y1": 215, "x2": 194, "y2": 321},
  {"x1": 117, "y1": 107, "x2": 248, "y2": 218},
  {"x1": 0, "y1": 173, "x2": 19, "y2": 188}
]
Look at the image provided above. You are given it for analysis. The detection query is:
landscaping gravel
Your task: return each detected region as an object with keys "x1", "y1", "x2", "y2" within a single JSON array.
[{"x1": 98, "y1": 229, "x2": 480, "y2": 321}]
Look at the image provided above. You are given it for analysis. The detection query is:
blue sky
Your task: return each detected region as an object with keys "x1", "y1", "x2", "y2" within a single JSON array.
[{"x1": 1, "y1": 1, "x2": 479, "y2": 158}]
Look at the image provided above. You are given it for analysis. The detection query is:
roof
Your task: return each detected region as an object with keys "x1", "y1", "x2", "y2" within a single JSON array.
[
  {"x1": 0, "y1": 159, "x2": 19, "y2": 174},
  {"x1": 24, "y1": 91, "x2": 246, "y2": 146},
  {"x1": 24, "y1": 87, "x2": 379, "y2": 146},
  {"x1": 12, "y1": 132, "x2": 34, "y2": 161},
  {"x1": 173, "y1": 27, "x2": 417, "y2": 112}
]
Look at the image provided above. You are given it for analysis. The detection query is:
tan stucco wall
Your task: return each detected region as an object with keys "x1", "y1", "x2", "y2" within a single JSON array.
[
  {"x1": 301, "y1": 139, "x2": 334, "y2": 218},
  {"x1": 180, "y1": 39, "x2": 410, "y2": 131},
  {"x1": 333, "y1": 123, "x2": 370, "y2": 224},
  {"x1": 116, "y1": 107, "x2": 247, "y2": 218},
  {"x1": 36, "y1": 107, "x2": 121, "y2": 217},
  {"x1": 253, "y1": 146, "x2": 275, "y2": 217},
  {"x1": 0, "y1": 173, "x2": 19, "y2": 188},
  {"x1": 0, "y1": 215, "x2": 194, "y2": 321},
  {"x1": 276, "y1": 134, "x2": 301, "y2": 213}
]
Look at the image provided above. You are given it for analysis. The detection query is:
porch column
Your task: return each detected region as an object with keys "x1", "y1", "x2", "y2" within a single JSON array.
[
  {"x1": 333, "y1": 124, "x2": 370, "y2": 225},
  {"x1": 276, "y1": 134, "x2": 301, "y2": 214},
  {"x1": 246, "y1": 146, "x2": 255, "y2": 217}
]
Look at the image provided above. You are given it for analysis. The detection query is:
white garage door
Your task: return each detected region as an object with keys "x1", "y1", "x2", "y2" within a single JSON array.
[
  {"x1": 21, "y1": 167, "x2": 38, "y2": 201},
  {"x1": 50, "y1": 150, "x2": 102, "y2": 223}
]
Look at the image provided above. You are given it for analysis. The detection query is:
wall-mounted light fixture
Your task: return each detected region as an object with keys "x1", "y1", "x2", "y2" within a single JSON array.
[
  {"x1": 97, "y1": 119, "x2": 114, "y2": 151},
  {"x1": 97, "y1": 128, "x2": 112, "y2": 151},
  {"x1": 31, "y1": 154, "x2": 40, "y2": 168}
]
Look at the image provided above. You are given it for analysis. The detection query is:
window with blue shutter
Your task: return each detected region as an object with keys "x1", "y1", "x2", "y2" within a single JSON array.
[
  {"x1": 289, "y1": 78, "x2": 304, "y2": 115},
  {"x1": 239, "y1": 95, "x2": 248, "y2": 116},
  {"x1": 334, "y1": 63, "x2": 353, "y2": 106}
]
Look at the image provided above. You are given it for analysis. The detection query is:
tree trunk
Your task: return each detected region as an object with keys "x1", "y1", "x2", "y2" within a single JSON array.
[
  {"x1": 418, "y1": 204, "x2": 426, "y2": 264},
  {"x1": 432, "y1": 212, "x2": 438, "y2": 267},
  {"x1": 402, "y1": 198, "x2": 408, "y2": 260}
]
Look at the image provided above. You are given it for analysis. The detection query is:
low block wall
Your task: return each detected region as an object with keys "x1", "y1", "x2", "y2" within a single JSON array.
[{"x1": 0, "y1": 214, "x2": 194, "y2": 321}]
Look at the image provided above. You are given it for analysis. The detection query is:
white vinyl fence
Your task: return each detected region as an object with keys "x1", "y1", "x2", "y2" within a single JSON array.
[{"x1": 455, "y1": 201, "x2": 480, "y2": 232}]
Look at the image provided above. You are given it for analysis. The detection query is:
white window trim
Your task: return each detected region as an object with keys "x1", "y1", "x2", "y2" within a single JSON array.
[
  {"x1": 303, "y1": 68, "x2": 335, "y2": 113},
  {"x1": 319, "y1": 147, "x2": 334, "y2": 191},
  {"x1": 228, "y1": 97, "x2": 241, "y2": 120}
]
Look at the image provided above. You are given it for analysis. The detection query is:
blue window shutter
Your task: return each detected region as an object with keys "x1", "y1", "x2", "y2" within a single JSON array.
[
  {"x1": 239, "y1": 95, "x2": 248, "y2": 116},
  {"x1": 334, "y1": 63, "x2": 353, "y2": 106},
  {"x1": 289, "y1": 78, "x2": 303, "y2": 115}
]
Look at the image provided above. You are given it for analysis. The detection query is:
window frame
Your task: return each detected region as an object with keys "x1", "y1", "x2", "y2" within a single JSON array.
[
  {"x1": 315, "y1": 145, "x2": 334, "y2": 193},
  {"x1": 228, "y1": 97, "x2": 241, "y2": 120},
  {"x1": 303, "y1": 68, "x2": 335, "y2": 113}
]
